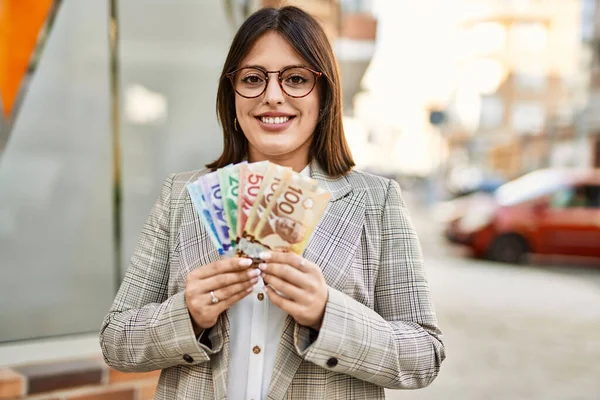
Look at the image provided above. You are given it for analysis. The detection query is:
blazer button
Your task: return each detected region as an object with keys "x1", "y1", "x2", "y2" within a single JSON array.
[
  {"x1": 183, "y1": 354, "x2": 194, "y2": 363},
  {"x1": 326, "y1": 357, "x2": 338, "y2": 368}
]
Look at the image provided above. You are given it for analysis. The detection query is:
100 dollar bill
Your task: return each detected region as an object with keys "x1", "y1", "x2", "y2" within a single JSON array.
[{"x1": 254, "y1": 173, "x2": 329, "y2": 254}]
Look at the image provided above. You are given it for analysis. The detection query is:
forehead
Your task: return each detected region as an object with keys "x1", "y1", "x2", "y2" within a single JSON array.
[{"x1": 241, "y1": 31, "x2": 308, "y2": 69}]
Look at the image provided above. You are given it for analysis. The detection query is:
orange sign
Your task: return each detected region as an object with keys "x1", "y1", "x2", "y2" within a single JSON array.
[{"x1": 0, "y1": 0, "x2": 53, "y2": 118}]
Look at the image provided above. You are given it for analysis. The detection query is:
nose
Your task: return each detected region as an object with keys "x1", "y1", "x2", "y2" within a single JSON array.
[{"x1": 264, "y1": 74, "x2": 285, "y2": 105}]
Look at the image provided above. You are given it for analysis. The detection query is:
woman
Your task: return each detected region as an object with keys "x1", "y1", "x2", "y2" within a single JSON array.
[{"x1": 100, "y1": 6, "x2": 445, "y2": 399}]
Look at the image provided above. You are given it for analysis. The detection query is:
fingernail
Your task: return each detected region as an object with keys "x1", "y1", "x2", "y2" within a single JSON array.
[
  {"x1": 246, "y1": 286, "x2": 254, "y2": 293},
  {"x1": 248, "y1": 268, "x2": 261, "y2": 277},
  {"x1": 260, "y1": 271, "x2": 265, "y2": 278},
  {"x1": 258, "y1": 263, "x2": 267, "y2": 271},
  {"x1": 264, "y1": 286, "x2": 269, "y2": 293},
  {"x1": 259, "y1": 252, "x2": 271, "y2": 260},
  {"x1": 251, "y1": 277, "x2": 259, "y2": 284},
  {"x1": 239, "y1": 258, "x2": 253, "y2": 267}
]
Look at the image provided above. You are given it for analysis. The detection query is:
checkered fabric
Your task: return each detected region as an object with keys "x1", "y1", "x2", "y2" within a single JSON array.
[{"x1": 100, "y1": 160, "x2": 446, "y2": 399}]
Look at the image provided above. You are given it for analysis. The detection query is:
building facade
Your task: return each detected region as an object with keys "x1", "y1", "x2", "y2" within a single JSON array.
[{"x1": 445, "y1": 0, "x2": 586, "y2": 179}]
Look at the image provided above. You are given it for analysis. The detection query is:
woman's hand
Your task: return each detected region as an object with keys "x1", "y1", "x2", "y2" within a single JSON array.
[
  {"x1": 258, "y1": 252, "x2": 328, "y2": 331},
  {"x1": 185, "y1": 257, "x2": 259, "y2": 333}
]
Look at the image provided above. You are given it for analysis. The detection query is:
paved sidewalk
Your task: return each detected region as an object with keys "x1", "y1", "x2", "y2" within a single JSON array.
[{"x1": 385, "y1": 189, "x2": 600, "y2": 400}]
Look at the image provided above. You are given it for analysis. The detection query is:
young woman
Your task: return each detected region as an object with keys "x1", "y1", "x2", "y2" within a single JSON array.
[{"x1": 100, "y1": 6, "x2": 445, "y2": 399}]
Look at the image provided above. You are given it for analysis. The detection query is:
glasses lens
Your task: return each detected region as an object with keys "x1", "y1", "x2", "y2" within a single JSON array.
[
  {"x1": 233, "y1": 68, "x2": 266, "y2": 97},
  {"x1": 281, "y1": 67, "x2": 316, "y2": 97}
]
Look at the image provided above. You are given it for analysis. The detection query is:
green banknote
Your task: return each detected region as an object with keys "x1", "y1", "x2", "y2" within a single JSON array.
[{"x1": 218, "y1": 162, "x2": 245, "y2": 244}]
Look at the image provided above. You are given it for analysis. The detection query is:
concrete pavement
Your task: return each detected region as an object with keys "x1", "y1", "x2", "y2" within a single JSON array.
[{"x1": 386, "y1": 190, "x2": 600, "y2": 400}]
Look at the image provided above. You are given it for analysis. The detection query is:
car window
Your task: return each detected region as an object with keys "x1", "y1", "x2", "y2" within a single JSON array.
[
  {"x1": 588, "y1": 185, "x2": 600, "y2": 208},
  {"x1": 551, "y1": 185, "x2": 600, "y2": 209}
]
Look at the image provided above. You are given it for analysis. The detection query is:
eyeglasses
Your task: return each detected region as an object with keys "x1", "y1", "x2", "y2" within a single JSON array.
[{"x1": 226, "y1": 66, "x2": 322, "y2": 99}]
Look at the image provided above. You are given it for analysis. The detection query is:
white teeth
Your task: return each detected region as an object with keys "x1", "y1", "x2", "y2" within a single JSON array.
[{"x1": 261, "y1": 116, "x2": 290, "y2": 124}]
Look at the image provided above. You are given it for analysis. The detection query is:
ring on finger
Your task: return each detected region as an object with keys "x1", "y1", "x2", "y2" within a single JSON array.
[{"x1": 210, "y1": 291, "x2": 219, "y2": 304}]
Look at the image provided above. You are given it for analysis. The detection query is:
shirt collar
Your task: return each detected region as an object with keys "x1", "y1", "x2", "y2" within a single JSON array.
[{"x1": 300, "y1": 164, "x2": 310, "y2": 177}]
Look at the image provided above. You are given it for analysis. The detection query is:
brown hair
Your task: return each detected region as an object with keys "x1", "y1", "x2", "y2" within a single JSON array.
[{"x1": 207, "y1": 6, "x2": 355, "y2": 177}]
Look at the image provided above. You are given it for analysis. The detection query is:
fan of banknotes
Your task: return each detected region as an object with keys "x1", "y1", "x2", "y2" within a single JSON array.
[{"x1": 186, "y1": 161, "x2": 331, "y2": 259}]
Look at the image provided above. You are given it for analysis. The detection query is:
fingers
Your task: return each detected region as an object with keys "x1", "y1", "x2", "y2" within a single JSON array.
[
  {"x1": 259, "y1": 261, "x2": 309, "y2": 290},
  {"x1": 261, "y1": 272, "x2": 304, "y2": 300},
  {"x1": 265, "y1": 285, "x2": 302, "y2": 316},
  {"x1": 201, "y1": 267, "x2": 261, "y2": 292},
  {"x1": 213, "y1": 285, "x2": 255, "y2": 313},
  {"x1": 259, "y1": 252, "x2": 311, "y2": 272},
  {"x1": 210, "y1": 276, "x2": 259, "y2": 304},
  {"x1": 190, "y1": 257, "x2": 254, "y2": 280},
  {"x1": 187, "y1": 279, "x2": 255, "y2": 329}
]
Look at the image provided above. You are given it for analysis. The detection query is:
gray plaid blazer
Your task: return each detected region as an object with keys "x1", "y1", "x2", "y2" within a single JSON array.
[{"x1": 100, "y1": 160, "x2": 445, "y2": 399}]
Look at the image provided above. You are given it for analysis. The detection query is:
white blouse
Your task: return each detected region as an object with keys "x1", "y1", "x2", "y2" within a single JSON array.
[{"x1": 226, "y1": 164, "x2": 310, "y2": 400}]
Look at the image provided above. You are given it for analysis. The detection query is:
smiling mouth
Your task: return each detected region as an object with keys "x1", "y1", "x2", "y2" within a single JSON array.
[{"x1": 257, "y1": 116, "x2": 295, "y2": 125}]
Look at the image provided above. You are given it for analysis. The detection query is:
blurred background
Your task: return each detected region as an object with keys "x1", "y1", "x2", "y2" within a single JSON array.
[{"x1": 0, "y1": 0, "x2": 599, "y2": 399}]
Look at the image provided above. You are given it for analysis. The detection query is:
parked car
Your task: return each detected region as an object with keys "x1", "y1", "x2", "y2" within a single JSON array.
[{"x1": 444, "y1": 168, "x2": 600, "y2": 263}]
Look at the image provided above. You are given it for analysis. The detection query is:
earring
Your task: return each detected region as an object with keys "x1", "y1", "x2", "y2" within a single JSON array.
[{"x1": 234, "y1": 117, "x2": 238, "y2": 131}]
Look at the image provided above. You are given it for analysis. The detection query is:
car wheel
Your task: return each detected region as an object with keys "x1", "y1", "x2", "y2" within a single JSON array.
[{"x1": 486, "y1": 234, "x2": 529, "y2": 264}]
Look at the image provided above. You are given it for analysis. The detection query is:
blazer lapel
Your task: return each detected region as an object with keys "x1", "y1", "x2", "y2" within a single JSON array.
[{"x1": 267, "y1": 162, "x2": 366, "y2": 399}]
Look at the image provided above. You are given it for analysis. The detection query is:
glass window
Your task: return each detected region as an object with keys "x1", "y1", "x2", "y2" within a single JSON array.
[
  {"x1": 468, "y1": 22, "x2": 507, "y2": 55},
  {"x1": 0, "y1": 0, "x2": 231, "y2": 343},
  {"x1": 510, "y1": 23, "x2": 547, "y2": 52},
  {"x1": 513, "y1": 71, "x2": 546, "y2": 91},
  {"x1": 479, "y1": 95, "x2": 504, "y2": 129},
  {"x1": 551, "y1": 186, "x2": 600, "y2": 209},
  {"x1": 511, "y1": 101, "x2": 545, "y2": 134},
  {"x1": 0, "y1": 1, "x2": 114, "y2": 342},
  {"x1": 340, "y1": 0, "x2": 373, "y2": 13}
]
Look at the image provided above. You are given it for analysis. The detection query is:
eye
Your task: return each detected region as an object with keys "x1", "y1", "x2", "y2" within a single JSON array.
[
  {"x1": 241, "y1": 74, "x2": 265, "y2": 85},
  {"x1": 285, "y1": 74, "x2": 308, "y2": 85}
]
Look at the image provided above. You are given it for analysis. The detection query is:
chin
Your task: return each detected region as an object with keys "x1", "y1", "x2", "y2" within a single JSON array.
[
  {"x1": 253, "y1": 135, "x2": 296, "y2": 153},
  {"x1": 257, "y1": 143, "x2": 296, "y2": 158}
]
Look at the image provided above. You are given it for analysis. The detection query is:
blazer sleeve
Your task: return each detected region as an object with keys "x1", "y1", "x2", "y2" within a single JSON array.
[
  {"x1": 294, "y1": 179, "x2": 446, "y2": 389},
  {"x1": 99, "y1": 174, "x2": 224, "y2": 372}
]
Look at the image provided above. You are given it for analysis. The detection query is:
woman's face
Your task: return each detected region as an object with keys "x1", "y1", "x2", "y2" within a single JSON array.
[{"x1": 234, "y1": 31, "x2": 320, "y2": 168}]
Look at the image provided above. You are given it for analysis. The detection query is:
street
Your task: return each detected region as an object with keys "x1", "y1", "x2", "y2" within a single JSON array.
[{"x1": 386, "y1": 191, "x2": 600, "y2": 400}]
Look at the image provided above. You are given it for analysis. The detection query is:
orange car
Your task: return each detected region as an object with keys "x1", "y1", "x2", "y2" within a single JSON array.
[{"x1": 445, "y1": 168, "x2": 600, "y2": 263}]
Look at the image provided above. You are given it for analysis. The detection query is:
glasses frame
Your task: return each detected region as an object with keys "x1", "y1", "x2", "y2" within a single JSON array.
[{"x1": 226, "y1": 65, "x2": 323, "y2": 99}]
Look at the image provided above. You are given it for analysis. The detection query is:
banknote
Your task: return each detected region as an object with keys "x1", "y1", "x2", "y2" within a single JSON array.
[
  {"x1": 198, "y1": 171, "x2": 233, "y2": 252},
  {"x1": 243, "y1": 163, "x2": 292, "y2": 240},
  {"x1": 186, "y1": 180, "x2": 225, "y2": 255},
  {"x1": 218, "y1": 162, "x2": 246, "y2": 244},
  {"x1": 254, "y1": 173, "x2": 330, "y2": 254},
  {"x1": 237, "y1": 161, "x2": 270, "y2": 240}
]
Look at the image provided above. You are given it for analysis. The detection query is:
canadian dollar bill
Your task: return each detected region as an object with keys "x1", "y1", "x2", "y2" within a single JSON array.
[
  {"x1": 218, "y1": 162, "x2": 246, "y2": 244},
  {"x1": 198, "y1": 171, "x2": 232, "y2": 252},
  {"x1": 237, "y1": 161, "x2": 270, "y2": 240},
  {"x1": 254, "y1": 173, "x2": 330, "y2": 254},
  {"x1": 244, "y1": 163, "x2": 292, "y2": 240},
  {"x1": 186, "y1": 180, "x2": 225, "y2": 255}
]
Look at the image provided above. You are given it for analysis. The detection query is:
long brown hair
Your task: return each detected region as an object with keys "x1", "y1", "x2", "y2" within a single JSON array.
[{"x1": 207, "y1": 6, "x2": 355, "y2": 177}]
